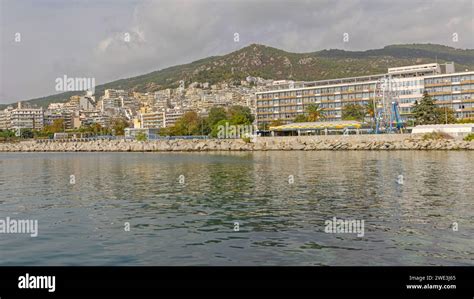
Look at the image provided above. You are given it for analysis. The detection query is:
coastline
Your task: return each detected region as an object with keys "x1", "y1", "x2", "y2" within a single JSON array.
[{"x1": 1, "y1": 135, "x2": 473, "y2": 151}]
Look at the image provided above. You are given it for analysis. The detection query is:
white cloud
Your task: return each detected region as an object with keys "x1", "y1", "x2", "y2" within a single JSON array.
[{"x1": 0, "y1": 0, "x2": 472, "y2": 103}]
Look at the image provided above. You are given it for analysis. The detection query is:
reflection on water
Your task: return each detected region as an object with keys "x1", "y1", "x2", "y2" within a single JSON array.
[{"x1": 0, "y1": 151, "x2": 472, "y2": 265}]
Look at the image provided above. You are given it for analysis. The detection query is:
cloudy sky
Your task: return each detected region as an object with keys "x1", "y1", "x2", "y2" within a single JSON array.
[{"x1": 0, "y1": 0, "x2": 473, "y2": 104}]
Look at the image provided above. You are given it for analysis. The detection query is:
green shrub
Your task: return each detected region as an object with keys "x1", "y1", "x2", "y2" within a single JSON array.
[
  {"x1": 463, "y1": 133, "x2": 474, "y2": 142},
  {"x1": 422, "y1": 131, "x2": 453, "y2": 140},
  {"x1": 242, "y1": 136, "x2": 251, "y2": 143},
  {"x1": 135, "y1": 132, "x2": 147, "y2": 141}
]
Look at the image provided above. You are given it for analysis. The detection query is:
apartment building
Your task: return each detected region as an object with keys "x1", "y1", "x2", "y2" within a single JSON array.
[
  {"x1": 256, "y1": 63, "x2": 474, "y2": 126},
  {"x1": 163, "y1": 109, "x2": 184, "y2": 128},
  {"x1": 8, "y1": 103, "x2": 44, "y2": 130},
  {"x1": 101, "y1": 97, "x2": 123, "y2": 111},
  {"x1": 79, "y1": 96, "x2": 96, "y2": 111},
  {"x1": 44, "y1": 110, "x2": 73, "y2": 129},
  {"x1": 141, "y1": 111, "x2": 165, "y2": 129},
  {"x1": 105, "y1": 89, "x2": 128, "y2": 99},
  {"x1": 0, "y1": 109, "x2": 10, "y2": 129},
  {"x1": 424, "y1": 73, "x2": 474, "y2": 119}
]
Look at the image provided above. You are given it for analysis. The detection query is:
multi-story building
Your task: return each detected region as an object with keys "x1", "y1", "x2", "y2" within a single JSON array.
[
  {"x1": 101, "y1": 97, "x2": 122, "y2": 111},
  {"x1": 424, "y1": 72, "x2": 474, "y2": 119},
  {"x1": 64, "y1": 95, "x2": 81, "y2": 111},
  {"x1": 141, "y1": 111, "x2": 165, "y2": 129},
  {"x1": 44, "y1": 110, "x2": 73, "y2": 129},
  {"x1": 8, "y1": 103, "x2": 44, "y2": 130},
  {"x1": 102, "y1": 89, "x2": 130, "y2": 112},
  {"x1": 105, "y1": 89, "x2": 128, "y2": 99},
  {"x1": 163, "y1": 109, "x2": 184, "y2": 128},
  {"x1": 47, "y1": 102, "x2": 65, "y2": 110},
  {"x1": 256, "y1": 63, "x2": 474, "y2": 126},
  {"x1": 256, "y1": 74, "x2": 382, "y2": 125},
  {"x1": 79, "y1": 96, "x2": 96, "y2": 111},
  {"x1": 121, "y1": 97, "x2": 140, "y2": 111},
  {"x1": 0, "y1": 109, "x2": 10, "y2": 129}
]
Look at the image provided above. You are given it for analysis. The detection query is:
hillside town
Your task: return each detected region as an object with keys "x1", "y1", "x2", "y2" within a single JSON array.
[{"x1": 0, "y1": 76, "x2": 278, "y2": 138}]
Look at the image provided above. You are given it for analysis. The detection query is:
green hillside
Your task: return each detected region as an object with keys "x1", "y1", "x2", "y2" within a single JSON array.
[{"x1": 2, "y1": 43, "x2": 473, "y2": 109}]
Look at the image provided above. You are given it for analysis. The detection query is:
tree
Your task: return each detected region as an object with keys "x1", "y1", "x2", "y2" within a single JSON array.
[
  {"x1": 342, "y1": 103, "x2": 366, "y2": 122},
  {"x1": 167, "y1": 111, "x2": 203, "y2": 136},
  {"x1": 230, "y1": 113, "x2": 250, "y2": 126},
  {"x1": 84, "y1": 123, "x2": 111, "y2": 135},
  {"x1": 135, "y1": 132, "x2": 147, "y2": 141},
  {"x1": 21, "y1": 129, "x2": 34, "y2": 139},
  {"x1": 305, "y1": 103, "x2": 325, "y2": 122},
  {"x1": 228, "y1": 105, "x2": 254, "y2": 124},
  {"x1": 43, "y1": 119, "x2": 65, "y2": 134},
  {"x1": 412, "y1": 92, "x2": 439, "y2": 125},
  {"x1": 207, "y1": 105, "x2": 254, "y2": 137},
  {"x1": 110, "y1": 118, "x2": 129, "y2": 136},
  {"x1": 210, "y1": 119, "x2": 229, "y2": 137},
  {"x1": 0, "y1": 130, "x2": 16, "y2": 139},
  {"x1": 158, "y1": 127, "x2": 171, "y2": 136},
  {"x1": 365, "y1": 100, "x2": 377, "y2": 129},
  {"x1": 207, "y1": 107, "x2": 227, "y2": 127},
  {"x1": 199, "y1": 117, "x2": 211, "y2": 136},
  {"x1": 435, "y1": 107, "x2": 456, "y2": 124},
  {"x1": 294, "y1": 114, "x2": 308, "y2": 123},
  {"x1": 366, "y1": 101, "x2": 376, "y2": 120},
  {"x1": 269, "y1": 119, "x2": 284, "y2": 127},
  {"x1": 91, "y1": 123, "x2": 102, "y2": 135}
]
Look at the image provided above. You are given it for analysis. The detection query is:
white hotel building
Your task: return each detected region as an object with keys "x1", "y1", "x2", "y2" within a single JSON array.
[
  {"x1": 256, "y1": 63, "x2": 474, "y2": 126},
  {"x1": 0, "y1": 103, "x2": 44, "y2": 131}
]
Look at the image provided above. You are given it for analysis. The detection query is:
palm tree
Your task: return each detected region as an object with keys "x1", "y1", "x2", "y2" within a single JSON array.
[
  {"x1": 366, "y1": 101, "x2": 377, "y2": 129},
  {"x1": 366, "y1": 101, "x2": 376, "y2": 120},
  {"x1": 342, "y1": 103, "x2": 365, "y2": 122},
  {"x1": 306, "y1": 103, "x2": 325, "y2": 122},
  {"x1": 293, "y1": 114, "x2": 308, "y2": 123}
]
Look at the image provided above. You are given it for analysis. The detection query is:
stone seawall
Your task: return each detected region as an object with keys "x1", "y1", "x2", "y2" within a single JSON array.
[{"x1": 0, "y1": 135, "x2": 473, "y2": 152}]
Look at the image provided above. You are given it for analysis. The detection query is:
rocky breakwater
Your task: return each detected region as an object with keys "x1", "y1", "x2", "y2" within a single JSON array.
[{"x1": 0, "y1": 135, "x2": 473, "y2": 152}]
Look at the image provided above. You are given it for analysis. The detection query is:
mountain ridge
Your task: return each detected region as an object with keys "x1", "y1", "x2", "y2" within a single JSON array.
[{"x1": 2, "y1": 43, "x2": 473, "y2": 109}]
